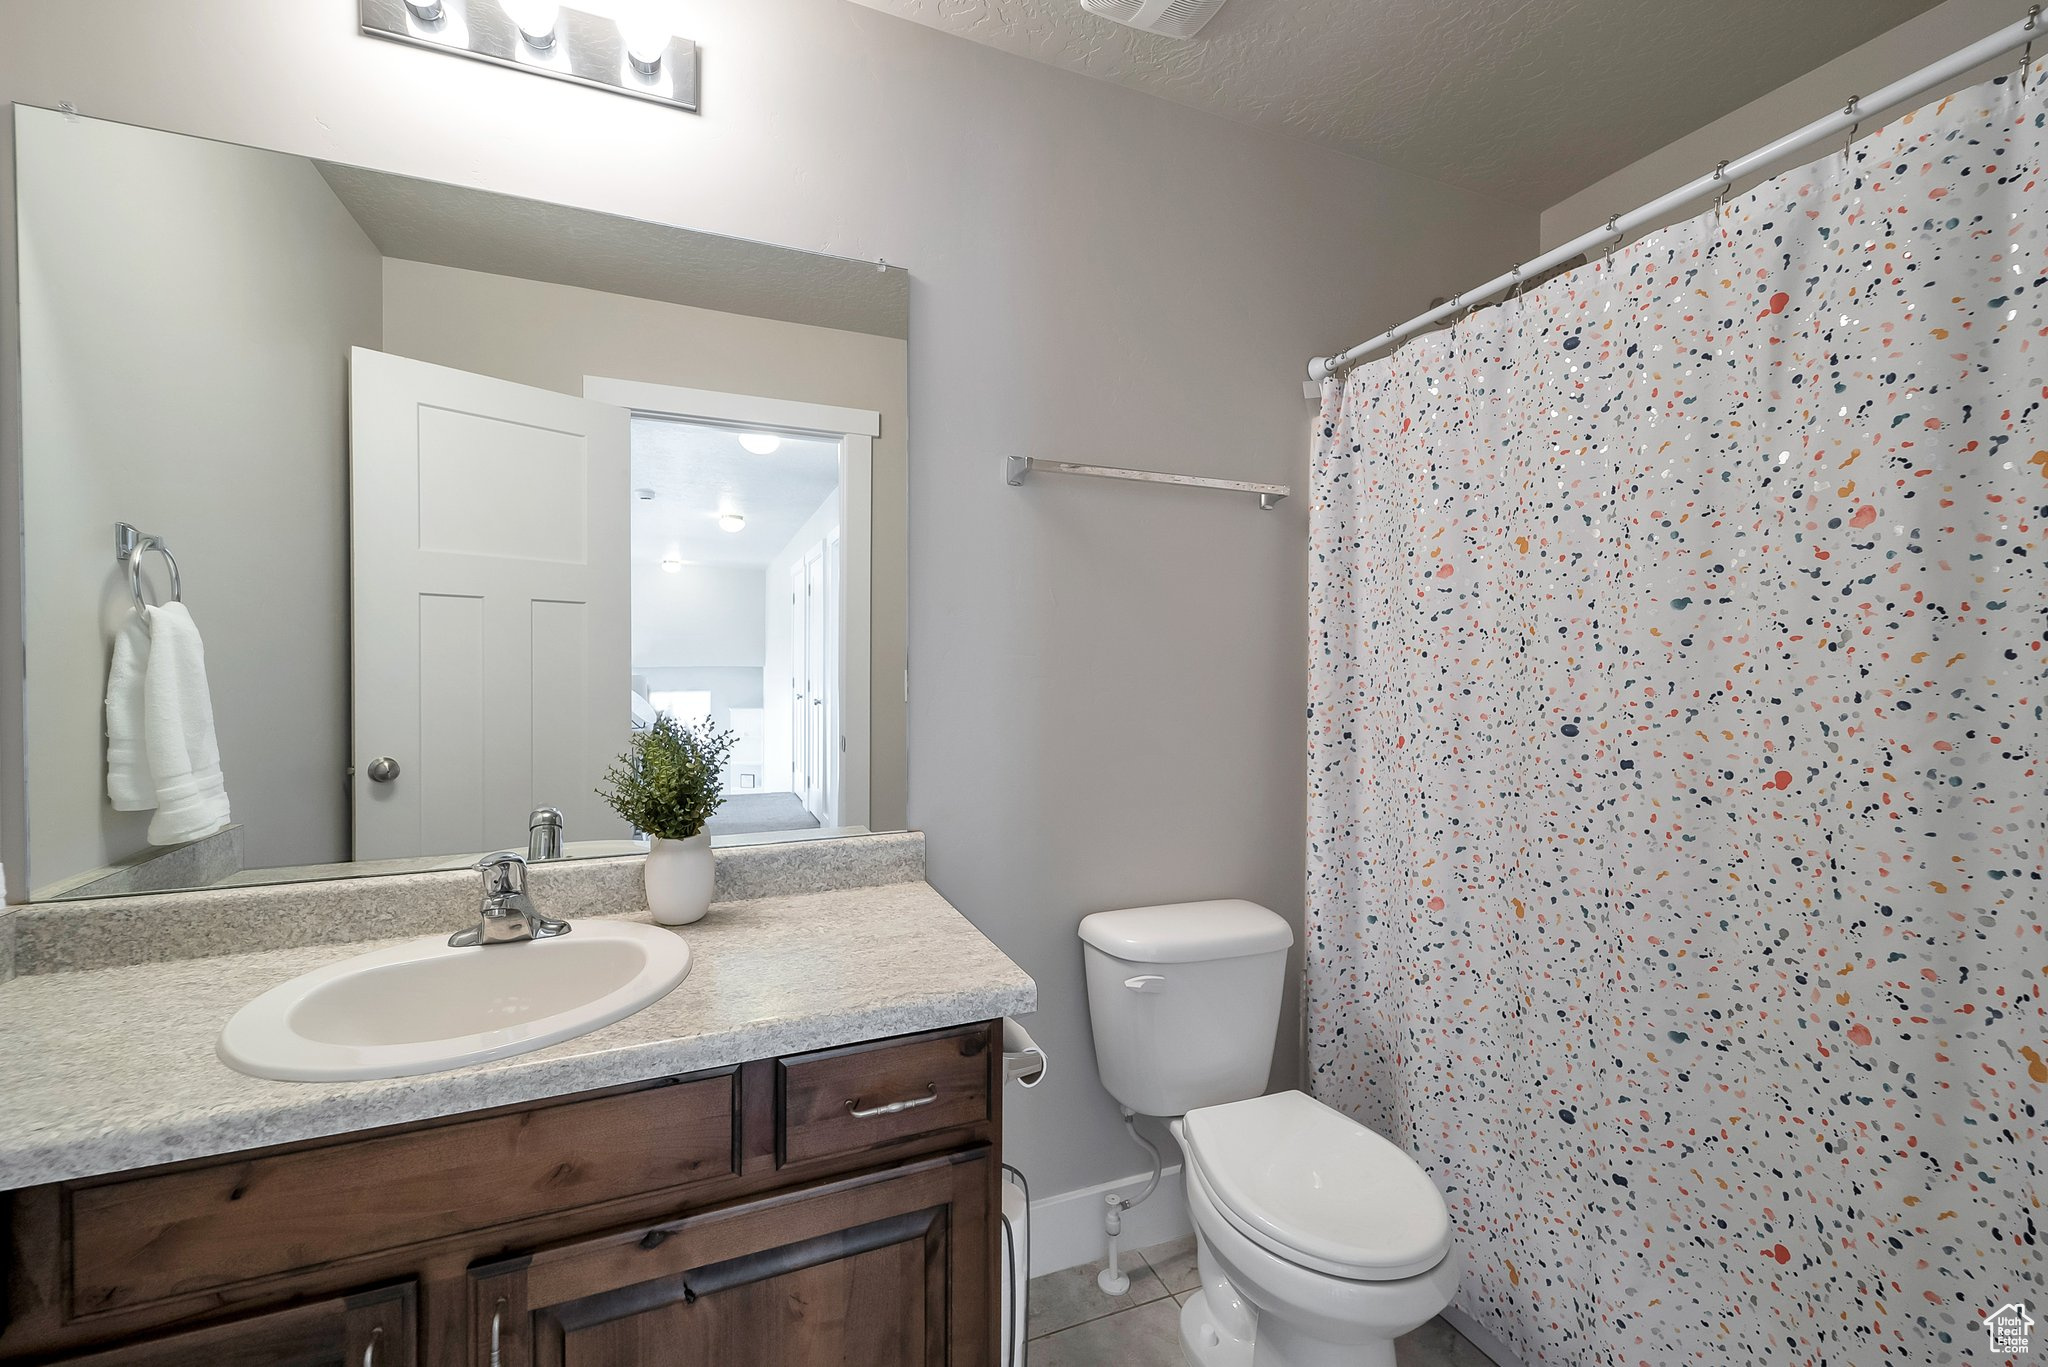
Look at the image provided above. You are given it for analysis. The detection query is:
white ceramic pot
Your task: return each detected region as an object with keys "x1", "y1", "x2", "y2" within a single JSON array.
[{"x1": 644, "y1": 833, "x2": 714, "y2": 926}]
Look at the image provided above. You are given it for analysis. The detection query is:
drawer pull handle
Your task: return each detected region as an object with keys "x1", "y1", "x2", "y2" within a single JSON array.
[
  {"x1": 490, "y1": 1297, "x2": 505, "y2": 1367},
  {"x1": 363, "y1": 1327, "x2": 383, "y2": 1367},
  {"x1": 846, "y1": 1084, "x2": 938, "y2": 1119}
]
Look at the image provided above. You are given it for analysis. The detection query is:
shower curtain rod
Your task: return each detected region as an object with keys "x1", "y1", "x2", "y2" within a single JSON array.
[{"x1": 1307, "y1": 6, "x2": 2045, "y2": 382}]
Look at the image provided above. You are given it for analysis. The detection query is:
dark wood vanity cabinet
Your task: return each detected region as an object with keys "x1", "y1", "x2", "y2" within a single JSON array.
[
  {"x1": 471, "y1": 1151, "x2": 987, "y2": 1367},
  {"x1": 0, "y1": 1022, "x2": 1001, "y2": 1367},
  {"x1": 30, "y1": 1284, "x2": 417, "y2": 1367}
]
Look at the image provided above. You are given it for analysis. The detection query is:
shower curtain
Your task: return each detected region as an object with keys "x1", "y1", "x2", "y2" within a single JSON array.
[{"x1": 1307, "y1": 67, "x2": 2044, "y2": 1367}]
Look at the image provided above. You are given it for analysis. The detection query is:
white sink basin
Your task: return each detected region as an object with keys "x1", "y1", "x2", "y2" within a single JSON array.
[{"x1": 217, "y1": 921, "x2": 691, "y2": 1082}]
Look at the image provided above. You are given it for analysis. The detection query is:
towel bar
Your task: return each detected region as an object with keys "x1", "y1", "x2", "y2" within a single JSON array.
[{"x1": 1004, "y1": 456, "x2": 1288, "y2": 510}]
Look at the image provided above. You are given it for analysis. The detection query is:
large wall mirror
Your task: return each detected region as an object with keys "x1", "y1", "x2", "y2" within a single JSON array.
[{"x1": 7, "y1": 105, "x2": 909, "y2": 903}]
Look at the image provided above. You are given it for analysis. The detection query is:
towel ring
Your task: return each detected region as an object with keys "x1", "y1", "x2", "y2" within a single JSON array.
[{"x1": 115, "y1": 522, "x2": 181, "y2": 612}]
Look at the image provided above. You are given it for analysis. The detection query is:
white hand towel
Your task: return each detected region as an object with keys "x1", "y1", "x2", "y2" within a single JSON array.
[
  {"x1": 105, "y1": 615, "x2": 155, "y2": 810},
  {"x1": 140, "y1": 602, "x2": 232, "y2": 846}
]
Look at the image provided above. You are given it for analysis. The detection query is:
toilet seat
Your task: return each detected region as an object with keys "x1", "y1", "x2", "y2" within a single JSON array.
[{"x1": 1181, "y1": 1091, "x2": 1450, "y2": 1282}]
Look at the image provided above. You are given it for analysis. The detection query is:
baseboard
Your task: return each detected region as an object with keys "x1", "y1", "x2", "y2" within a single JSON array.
[
  {"x1": 1027, "y1": 1165, "x2": 1191, "y2": 1278},
  {"x1": 1441, "y1": 1305, "x2": 1524, "y2": 1367}
]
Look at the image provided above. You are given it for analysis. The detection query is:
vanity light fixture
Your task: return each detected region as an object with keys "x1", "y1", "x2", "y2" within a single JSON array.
[
  {"x1": 737, "y1": 432, "x2": 782, "y2": 455},
  {"x1": 501, "y1": 0, "x2": 559, "y2": 47},
  {"x1": 359, "y1": 0, "x2": 699, "y2": 112},
  {"x1": 618, "y1": 8, "x2": 671, "y2": 74},
  {"x1": 718, "y1": 512, "x2": 747, "y2": 533}
]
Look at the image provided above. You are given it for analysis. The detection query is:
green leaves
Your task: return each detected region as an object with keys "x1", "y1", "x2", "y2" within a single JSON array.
[{"x1": 596, "y1": 713, "x2": 739, "y2": 841}]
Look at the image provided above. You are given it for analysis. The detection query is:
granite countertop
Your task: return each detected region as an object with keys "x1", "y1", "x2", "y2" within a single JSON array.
[{"x1": 0, "y1": 880, "x2": 1036, "y2": 1190}]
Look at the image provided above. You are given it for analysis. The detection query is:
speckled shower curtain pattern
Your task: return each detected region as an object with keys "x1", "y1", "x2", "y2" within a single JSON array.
[{"x1": 1306, "y1": 69, "x2": 2045, "y2": 1367}]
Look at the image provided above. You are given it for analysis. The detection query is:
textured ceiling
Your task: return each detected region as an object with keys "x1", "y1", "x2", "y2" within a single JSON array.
[
  {"x1": 845, "y1": 0, "x2": 1944, "y2": 206},
  {"x1": 630, "y1": 418, "x2": 841, "y2": 568},
  {"x1": 317, "y1": 163, "x2": 907, "y2": 338}
]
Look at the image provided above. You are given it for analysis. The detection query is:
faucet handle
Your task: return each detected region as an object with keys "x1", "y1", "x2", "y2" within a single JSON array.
[
  {"x1": 528, "y1": 806, "x2": 565, "y2": 862},
  {"x1": 475, "y1": 850, "x2": 529, "y2": 898}
]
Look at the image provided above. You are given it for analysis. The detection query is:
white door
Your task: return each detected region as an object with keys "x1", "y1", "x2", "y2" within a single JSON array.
[
  {"x1": 350, "y1": 347, "x2": 630, "y2": 861},
  {"x1": 788, "y1": 562, "x2": 807, "y2": 798},
  {"x1": 823, "y1": 529, "x2": 842, "y2": 828},
  {"x1": 802, "y1": 547, "x2": 829, "y2": 821}
]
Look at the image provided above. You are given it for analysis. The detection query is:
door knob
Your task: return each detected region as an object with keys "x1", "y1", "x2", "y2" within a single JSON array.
[{"x1": 367, "y1": 756, "x2": 402, "y2": 783}]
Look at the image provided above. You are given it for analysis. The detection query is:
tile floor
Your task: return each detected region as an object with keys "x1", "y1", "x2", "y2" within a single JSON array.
[{"x1": 1025, "y1": 1237, "x2": 1495, "y2": 1366}]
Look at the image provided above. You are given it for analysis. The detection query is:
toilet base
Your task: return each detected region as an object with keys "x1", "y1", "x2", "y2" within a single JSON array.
[
  {"x1": 1179, "y1": 1290, "x2": 1254, "y2": 1367},
  {"x1": 1177, "y1": 1284, "x2": 1415, "y2": 1367}
]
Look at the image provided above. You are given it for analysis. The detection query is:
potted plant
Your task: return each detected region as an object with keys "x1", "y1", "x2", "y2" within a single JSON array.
[{"x1": 597, "y1": 714, "x2": 737, "y2": 925}]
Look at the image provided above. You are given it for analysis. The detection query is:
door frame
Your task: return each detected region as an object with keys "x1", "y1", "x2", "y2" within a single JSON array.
[{"x1": 584, "y1": 377, "x2": 878, "y2": 834}]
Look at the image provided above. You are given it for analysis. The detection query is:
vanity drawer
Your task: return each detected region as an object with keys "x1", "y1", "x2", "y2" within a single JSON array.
[
  {"x1": 65, "y1": 1074, "x2": 737, "y2": 1316},
  {"x1": 777, "y1": 1025, "x2": 993, "y2": 1166}
]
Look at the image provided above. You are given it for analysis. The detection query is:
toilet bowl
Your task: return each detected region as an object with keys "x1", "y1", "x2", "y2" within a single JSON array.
[{"x1": 1173, "y1": 1092, "x2": 1458, "y2": 1367}]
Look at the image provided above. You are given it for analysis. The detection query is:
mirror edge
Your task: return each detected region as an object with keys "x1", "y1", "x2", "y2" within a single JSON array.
[{"x1": 4, "y1": 101, "x2": 30, "y2": 906}]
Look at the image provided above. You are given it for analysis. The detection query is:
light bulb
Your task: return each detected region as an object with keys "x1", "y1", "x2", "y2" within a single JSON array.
[
  {"x1": 660, "y1": 554, "x2": 683, "y2": 573},
  {"x1": 737, "y1": 432, "x2": 782, "y2": 455},
  {"x1": 718, "y1": 512, "x2": 746, "y2": 533},
  {"x1": 618, "y1": 7, "x2": 671, "y2": 74},
  {"x1": 501, "y1": 0, "x2": 559, "y2": 47}
]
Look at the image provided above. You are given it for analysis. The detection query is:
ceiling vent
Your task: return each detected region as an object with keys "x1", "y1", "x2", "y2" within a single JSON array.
[{"x1": 1078, "y1": 0, "x2": 1225, "y2": 40}]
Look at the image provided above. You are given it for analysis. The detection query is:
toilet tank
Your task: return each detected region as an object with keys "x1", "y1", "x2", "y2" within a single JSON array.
[{"x1": 1078, "y1": 899, "x2": 1293, "y2": 1118}]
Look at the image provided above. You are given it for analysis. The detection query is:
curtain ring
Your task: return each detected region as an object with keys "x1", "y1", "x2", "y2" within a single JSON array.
[
  {"x1": 1603, "y1": 214, "x2": 1620, "y2": 266},
  {"x1": 1711, "y1": 159, "x2": 1730, "y2": 220},
  {"x1": 2021, "y1": 8, "x2": 2040, "y2": 89},
  {"x1": 1509, "y1": 264, "x2": 1525, "y2": 301},
  {"x1": 1841, "y1": 96, "x2": 1860, "y2": 160}
]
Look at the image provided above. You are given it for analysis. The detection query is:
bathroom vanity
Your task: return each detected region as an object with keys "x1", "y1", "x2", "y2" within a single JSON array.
[
  {"x1": 2, "y1": 1026, "x2": 999, "y2": 1365},
  {"x1": 0, "y1": 96, "x2": 1026, "y2": 1365},
  {"x1": 0, "y1": 837, "x2": 1035, "y2": 1366}
]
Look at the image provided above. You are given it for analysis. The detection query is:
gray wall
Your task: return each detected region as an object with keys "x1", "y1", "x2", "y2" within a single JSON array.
[
  {"x1": 1542, "y1": 0, "x2": 2016, "y2": 250},
  {"x1": 0, "y1": 0, "x2": 1533, "y2": 1199},
  {"x1": 15, "y1": 106, "x2": 379, "y2": 893}
]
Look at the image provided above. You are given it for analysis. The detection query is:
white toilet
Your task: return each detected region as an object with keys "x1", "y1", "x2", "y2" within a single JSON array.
[{"x1": 1079, "y1": 900, "x2": 1458, "y2": 1367}]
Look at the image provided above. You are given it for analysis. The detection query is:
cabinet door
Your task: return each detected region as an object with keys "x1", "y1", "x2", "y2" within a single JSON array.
[
  {"x1": 46, "y1": 1282, "x2": 415, "y2": 1367},
  {"x1": 471, "y1": 1150, "x2": 994, "y2": 1367}
]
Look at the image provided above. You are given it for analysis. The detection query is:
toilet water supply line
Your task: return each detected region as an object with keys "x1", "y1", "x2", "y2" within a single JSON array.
[{"x1": 1096, "y1": 1107, "x2": 1166, "y2": 1296}]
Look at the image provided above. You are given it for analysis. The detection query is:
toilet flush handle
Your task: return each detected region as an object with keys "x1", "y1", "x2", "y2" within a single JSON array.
[{"x1": 1123, "y1": 975, "x2": 1167, "y2": 993}]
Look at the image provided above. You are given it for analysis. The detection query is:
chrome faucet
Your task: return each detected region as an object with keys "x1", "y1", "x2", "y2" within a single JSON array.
[
  {"x1": 528, "y1": 806, "x2": 565, "y2": 862},
  {"x1": 449, "y1": 851, "x2": 572, "y2": 947}
]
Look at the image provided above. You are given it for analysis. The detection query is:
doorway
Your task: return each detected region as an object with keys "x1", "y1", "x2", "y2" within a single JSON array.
[{"x1": 593, "y1": 377, "x2": 878, "y2": 839}]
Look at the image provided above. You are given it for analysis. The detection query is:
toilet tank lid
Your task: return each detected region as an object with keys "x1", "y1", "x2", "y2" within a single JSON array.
[{"x1": 1078, "y1": 899, "x2": 1292, "y2": 963}]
